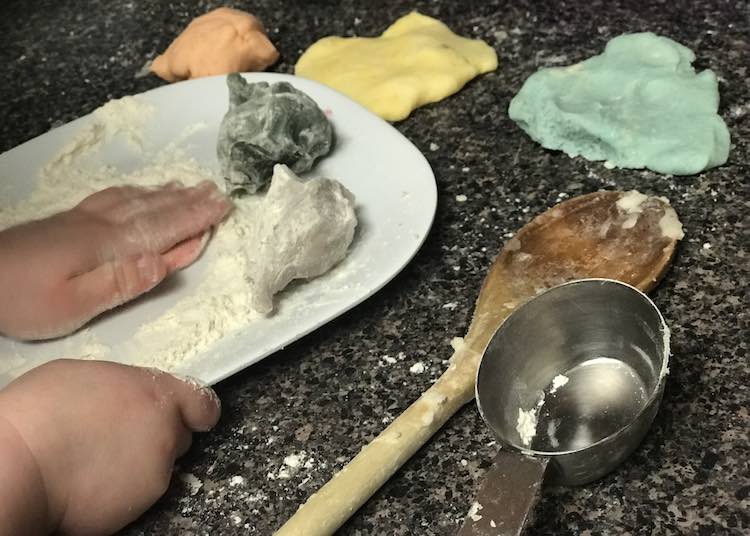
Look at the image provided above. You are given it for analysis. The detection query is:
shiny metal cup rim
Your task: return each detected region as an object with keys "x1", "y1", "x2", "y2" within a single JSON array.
[{"x1": 474, "y1": 277, "x2": 670, "y2": 458}]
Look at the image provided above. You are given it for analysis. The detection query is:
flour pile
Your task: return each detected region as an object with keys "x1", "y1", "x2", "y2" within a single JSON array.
[{"x1": 0, "y1": 96, "x2": 356, "y2": 375}]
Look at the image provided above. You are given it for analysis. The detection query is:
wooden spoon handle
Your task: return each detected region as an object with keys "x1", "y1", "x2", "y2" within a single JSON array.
[{"x1": 275, "y1": 341, "x2": 483, "y2": 536}]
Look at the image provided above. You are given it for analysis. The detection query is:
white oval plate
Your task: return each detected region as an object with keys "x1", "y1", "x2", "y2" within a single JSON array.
[{"x1": 0, "y1": 73, "x2": 436, "y2": 387}]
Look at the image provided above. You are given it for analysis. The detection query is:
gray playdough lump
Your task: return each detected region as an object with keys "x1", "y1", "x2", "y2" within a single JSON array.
[{"x1": 217, "y1": 73, "x2": 334, "y2": 195}]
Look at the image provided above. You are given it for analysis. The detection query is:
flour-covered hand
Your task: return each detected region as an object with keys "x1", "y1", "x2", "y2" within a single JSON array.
[
  {"x1": 0, "y1": 181, "x2": 232, "y2": 340},
  {"x1": 0, "y1": 359, "x2": 221, "y2": 535}
]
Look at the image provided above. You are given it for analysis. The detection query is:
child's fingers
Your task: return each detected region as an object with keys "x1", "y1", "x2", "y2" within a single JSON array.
[
  {"x1": 64, "y1": 253, "x2": 168, "y2": 324},
  {"x1": 123, "y1": 181, "x2": 231, "y2": 255},
  {"x1": 48, "y1": 230, "x2": 209, "y2": 339},
  {"x1": 74, "y1": 185, "x2": 151, "y2": 213},
  {"x1": 162, "y1": 231, "x2": 211, "y2": 272}
]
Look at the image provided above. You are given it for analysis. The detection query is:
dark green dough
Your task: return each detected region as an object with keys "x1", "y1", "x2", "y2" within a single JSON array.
[{"x1": 217, "y1": 73, "x2": 334, "y2": 195}]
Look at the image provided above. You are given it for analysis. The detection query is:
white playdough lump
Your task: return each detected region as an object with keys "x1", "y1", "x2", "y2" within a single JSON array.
[{"x1": 246, "y1": 164, "x2": 357, "y2": 313}]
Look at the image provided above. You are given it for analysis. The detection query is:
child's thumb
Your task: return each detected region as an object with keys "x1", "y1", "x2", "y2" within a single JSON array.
[{"x1": 164, "y1": 373, "x2": 222, "y2": 433}]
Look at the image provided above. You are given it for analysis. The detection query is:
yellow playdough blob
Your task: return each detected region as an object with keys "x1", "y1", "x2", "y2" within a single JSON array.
[
  {"x1": 295, "y1": 11, "x2": 498, "y2": 121},
  {"x1": 151, "y1": 7, "x2": 279, "y2": 82}
]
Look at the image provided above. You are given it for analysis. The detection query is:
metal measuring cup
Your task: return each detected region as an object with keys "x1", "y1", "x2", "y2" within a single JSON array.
[{"x1": 459, "y1": 278, "x2": 670, "y2": 535}]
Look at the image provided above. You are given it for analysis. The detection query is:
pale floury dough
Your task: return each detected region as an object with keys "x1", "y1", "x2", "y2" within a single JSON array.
[
  {"x1": 295, "y1": 11, "x2": 497, "y2": 121},
  {"x1": 246, "y1": 164, "x2": 357, "y2": 314},
  {"x1": 151, "y1": 7, "x2": 279, "y2": 82},
  {"x1": 615, "y1": 190, "x2": 684, "y2": 239}
]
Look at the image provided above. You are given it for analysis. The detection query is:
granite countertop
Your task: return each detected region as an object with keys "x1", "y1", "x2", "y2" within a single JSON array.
[{"x1": 1, "y1": 0, "x2": 748, "y2": 534}]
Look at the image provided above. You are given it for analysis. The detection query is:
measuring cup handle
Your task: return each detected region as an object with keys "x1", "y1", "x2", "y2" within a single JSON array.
[{"x1": 457, "y1": 449, "x2": 548, "y2": 536}]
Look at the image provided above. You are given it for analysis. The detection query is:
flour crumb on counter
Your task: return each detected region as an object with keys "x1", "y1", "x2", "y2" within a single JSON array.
[
  {"x1": 409, "y1": 361, "x2": 426, "y2": 374},
  {"x1": 381, "y1": 354, "x2": 397, "y2": 365},
  {"x1": 267, "y1": 451, "x2": 311, "y2": 480},
  {"x1": 179, "y1": 472, "x2": 204, "y2": 496},
  {"x1": 283, "y1": 453, "x2": 304, "y2": 469},
  {"x1": 467, "y1": 501, "x2": 483, "y2": 522},
  {"x1": 229, "y1": 475, "x2": 246, "y2": 487}
]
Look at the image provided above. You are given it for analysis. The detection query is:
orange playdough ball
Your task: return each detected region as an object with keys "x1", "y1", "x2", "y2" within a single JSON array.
[{"x1": 151, "y1": 7, "x2": 279, "y2": 82}]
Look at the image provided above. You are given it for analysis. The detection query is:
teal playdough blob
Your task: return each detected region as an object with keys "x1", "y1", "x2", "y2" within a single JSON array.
[{"x1": 508, "y1": 32, "x2": 730, "y2": 175}]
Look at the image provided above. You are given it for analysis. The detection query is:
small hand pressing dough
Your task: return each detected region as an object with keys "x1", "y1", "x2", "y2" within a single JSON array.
[
  {"x1": 295, "y1": 11, "x2": 498, "y2": 121},
  {"x1": 151, "y1": 7, "x2": 279, "y2": 82}
]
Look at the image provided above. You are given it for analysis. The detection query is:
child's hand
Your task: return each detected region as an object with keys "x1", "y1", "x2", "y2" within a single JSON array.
[
  {"x1": 0, "y1": 359, "x2": 220, "y2": 535},
  {"x1": 0, "y1": 181, "x2": 232, "y2": 340}
]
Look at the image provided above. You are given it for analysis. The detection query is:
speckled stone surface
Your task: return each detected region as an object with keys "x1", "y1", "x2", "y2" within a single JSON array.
[{"x1": 1, "y1": 1, "x2": 748, "y2": 534}]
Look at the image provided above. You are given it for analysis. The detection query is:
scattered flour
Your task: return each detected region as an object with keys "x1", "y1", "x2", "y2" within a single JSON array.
[
  {"x1": 229, "y1": 475, "x2": 246, "y2": 487},
  {"x1": 283, "y1": 453, "x2": 305, "y2": 469},
  {"x1": 549, "y1": 374, "x2": 569, "y2": 394},
  {"x1": 126, "y1": 192, "x2": 263, "y2": 371},
  {"x1": 547, "y1": 419, "x2": 560, "y2": 448},
  {"x1": 419, "y1": 390, "x2": 448, "y2": 427},
  {"x1": 658, "y1": 208, "x2": 685, "y2": 240},
  {"x1": 0, "y1": 97, "x2": 158, "y2": 228},
  {"x1": 661, "y1": 324, "x2": 672, "y2": 379},
  {"x1": 0, "y1": 94, "x2": 354, "y2": 377},
  {"x1": 51, "y1": 97, "x2": 259, "y2": 372},
  {"x1": 467, "y1": 501, "x2": 483, "y2": 522},
  {"x1": 614, "y1": 190, "x2": 684, "y2": 240},
  {"x1": 615, "y1": 190, "x2": 648, "y2": 229},
  {"x1": 267, "y1": 451, "x2": 310, "y2": 480},
  {"x1": 516, "y1": 407, "x2": 538, "y2": 446},
  {"x1": 179, "y1": 472, "x2": 204, "y2": 496},
  {"x1": 381, "y1": 355, "x2": 397, "y2": 365}
]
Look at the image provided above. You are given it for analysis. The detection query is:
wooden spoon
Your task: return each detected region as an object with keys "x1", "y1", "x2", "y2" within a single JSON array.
[{"x1": 275, "y1": 190, "x2": 682, "y2": 536}]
